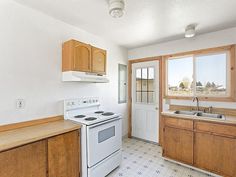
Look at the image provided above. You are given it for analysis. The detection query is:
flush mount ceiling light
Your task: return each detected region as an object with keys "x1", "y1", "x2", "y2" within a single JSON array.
[
  {"x1": 185, "y1": 24, "x2": 196, "y2": 38},
  {"x1": 108, "y1": 0, "x2": 125, "y2": 18}
]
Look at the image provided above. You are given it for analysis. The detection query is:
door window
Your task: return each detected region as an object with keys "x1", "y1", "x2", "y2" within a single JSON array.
[
  {"x1": 136, "y1": 67, "x2": 155, "y2": 104},
  {"x1": 98, "y1": 126, "x2": 115, "y2": 143}
]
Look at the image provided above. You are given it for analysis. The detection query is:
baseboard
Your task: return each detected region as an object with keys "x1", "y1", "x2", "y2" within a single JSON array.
[
  {"x1": 122, "y1": 134, "x2": 128, "y2": 139},
  {"x1": 130, "y1": 136, "x2": 160, "y2": 146},
  {"x1": 163, "y1": 157, "x2": 221, "y2": 177}
]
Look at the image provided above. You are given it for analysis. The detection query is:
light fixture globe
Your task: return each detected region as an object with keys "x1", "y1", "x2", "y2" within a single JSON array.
[
  {"x1": 109, "y1": 0, "x2": 125, "y2": 18},
  {"x1": 185, "y1": 24, "x2": 196, "y2": 38}
]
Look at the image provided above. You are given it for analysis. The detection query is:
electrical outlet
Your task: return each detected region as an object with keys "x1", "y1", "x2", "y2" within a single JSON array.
[{"x1": 16, "y1": 99, "x2": 25, "y2": 109}]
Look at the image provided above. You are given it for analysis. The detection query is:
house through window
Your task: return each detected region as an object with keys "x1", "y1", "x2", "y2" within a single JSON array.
[{"x1": 136, "y1": 67, "x2": 155, "y2": 103}]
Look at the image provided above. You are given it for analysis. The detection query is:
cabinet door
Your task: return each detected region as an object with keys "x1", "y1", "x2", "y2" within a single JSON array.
[
  {"x1": 0, "y1": 140, "x2": 47, "y2": 177},
  {"x1": 91, "y1": 47, "x2": 106, "y2": 74},
  {"x1": 194, "y1": 132, "x2": 236, "y2": 177},
  {"x1": 74, "y1": 41, "x2": 91, "y2": 72},
  {"x1": 163, "y1": 127, "x2": 193, "y2": 165},
  {"x1": 48, "y1": 131, "x2": 80, "y2": 177}
]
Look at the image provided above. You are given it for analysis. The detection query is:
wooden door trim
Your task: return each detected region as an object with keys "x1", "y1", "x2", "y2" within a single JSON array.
[{"x1": 128, "y1": 56, "x2": 163, "y2": 145}]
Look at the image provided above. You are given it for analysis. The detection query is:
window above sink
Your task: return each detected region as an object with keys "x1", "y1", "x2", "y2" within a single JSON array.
[{"x1": 163, "y1": 45, "x2": 236, "y2": 102}]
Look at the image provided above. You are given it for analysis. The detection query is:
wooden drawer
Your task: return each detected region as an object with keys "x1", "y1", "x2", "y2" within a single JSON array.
[
  {"x1": 195, "y1": 121, "x2": 236, "y2": 137},
  {"x1": 164, "y1": 117, "x2": 193, "y2": 130}
]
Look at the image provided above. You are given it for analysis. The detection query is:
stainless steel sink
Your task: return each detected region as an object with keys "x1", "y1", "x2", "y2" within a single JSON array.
[
  {"x1": 174, "y1": 110, "x2": 196, "y2": 115},
  {"x1": 196, "y1": 112, "x2": 224, "y2": 119},
  {"x1": 174, "y1": 110, "x2": 225, "y2": 120}
]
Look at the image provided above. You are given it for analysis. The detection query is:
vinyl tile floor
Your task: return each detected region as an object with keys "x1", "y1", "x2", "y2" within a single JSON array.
[{"x1": 107, "y1": 138, "x2": 215, "y2": 177}]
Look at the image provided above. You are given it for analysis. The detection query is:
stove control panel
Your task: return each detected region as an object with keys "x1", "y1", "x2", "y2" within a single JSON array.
[{"x1": 64, "y1": 97, "x2": 100, "y2": 110}]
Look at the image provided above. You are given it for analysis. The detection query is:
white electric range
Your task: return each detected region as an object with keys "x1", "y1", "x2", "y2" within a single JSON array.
[{"x1": 64, "y1": 97, "x2": 122, "y2": 177}]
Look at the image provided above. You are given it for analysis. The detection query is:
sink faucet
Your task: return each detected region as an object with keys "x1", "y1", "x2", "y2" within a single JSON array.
[{"x1": 192, "y1": 97, "x2": 200, "y2": 111}]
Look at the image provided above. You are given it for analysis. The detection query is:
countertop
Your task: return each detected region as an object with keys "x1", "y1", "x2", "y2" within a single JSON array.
[
  {"x1": 0, "y1": 120, "x2": 81, "y2": 152},
  {"x1": 162, "y1": 111, "x2": 236, "y2": 125}
]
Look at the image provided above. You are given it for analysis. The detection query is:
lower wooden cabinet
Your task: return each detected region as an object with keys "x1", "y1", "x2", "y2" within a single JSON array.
[
  {"x1": 0, "y1": 140, "x2": 47, "y2": 177},
  {"x1": 163, "y1": 127, "x2": 193, "y2": 165},
  {"x1": 48, "y1": 131, "x2": 80, "y2": 177},
  {"x1": 0, "y1": 130, "x2": 80, "y2": 177},
  {"x1": 194, "y1": 132, "x2": 236, "y2": 177}
]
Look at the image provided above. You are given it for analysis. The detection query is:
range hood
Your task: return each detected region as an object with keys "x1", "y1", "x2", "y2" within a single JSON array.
[{"x1": 62, "y1": 71, "x2": 109, "y2": 83}]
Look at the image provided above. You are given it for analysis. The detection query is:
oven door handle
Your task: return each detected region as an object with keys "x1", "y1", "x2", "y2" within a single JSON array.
[{"x1": 88, "y1": 117, "x2": 121, "y2": 129}]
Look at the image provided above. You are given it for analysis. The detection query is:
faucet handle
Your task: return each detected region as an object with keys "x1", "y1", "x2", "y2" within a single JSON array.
[{"x1": 209, "y1": 106, "x2": 213, "y2": 113}]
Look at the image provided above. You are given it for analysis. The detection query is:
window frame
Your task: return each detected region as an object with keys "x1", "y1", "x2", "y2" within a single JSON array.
[{"x1": 163, "y1": 45, "x2": 236, "y2": 102}]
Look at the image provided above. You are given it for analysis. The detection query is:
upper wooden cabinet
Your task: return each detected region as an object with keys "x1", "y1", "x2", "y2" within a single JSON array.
[
  {"x1": 91, "y1": 47, "x2": 106, "y2": 74},
  {"x1": 62, "y1": 40, "x2": 91, "y2": 72},
  {"x1": 74, "y1": 41, "x2": 91, "y2": 72},
  {"x1": 62, "y1": 39, "x2": 107, "y2": 75},
  {"x1": 0, "y1": 140, "x2": 47, "y2": 177}
]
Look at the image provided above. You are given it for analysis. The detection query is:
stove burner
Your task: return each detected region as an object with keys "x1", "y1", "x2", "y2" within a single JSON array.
[
  {"x1": 74, "y1": 115, "x2": 86, "y2": 118},
  {"x1": 95, "y1": 111, "x2": 104, "y2": 114},
  {"x1": 102, "y1": 112, "x2": 114, "y2": 116},
  {"x1": 85, "y1": 117, "x2": 97, "y2": 121}
]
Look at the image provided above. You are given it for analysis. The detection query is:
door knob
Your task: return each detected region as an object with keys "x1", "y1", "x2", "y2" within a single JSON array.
[{"x1": 155, "y1": 107, "x2": 159, "y2": 110}]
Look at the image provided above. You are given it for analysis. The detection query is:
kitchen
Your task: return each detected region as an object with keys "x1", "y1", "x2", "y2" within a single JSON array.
[{"x1": 0, "y1": 0, "x2": 236, "y2": 177}]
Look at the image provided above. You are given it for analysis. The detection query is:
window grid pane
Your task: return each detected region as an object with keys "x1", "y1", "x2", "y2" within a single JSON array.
[
  {"x1": 136, "y1": 67, "x2": 155, "y2": 104},
  {"x1": 195, "y1": 53, "x2": 228, "y2": 96},
  {"x1": 167, "y1": 51, "x2": 229, "y2": 97},
  {"x1": 167, "y1": 56, "x2": 194, "y2": 96}
]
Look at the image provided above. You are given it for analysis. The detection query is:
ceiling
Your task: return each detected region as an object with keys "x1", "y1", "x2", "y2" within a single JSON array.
[{"x1": 13, "y1": 0, "x2": 236, "y2": 49}]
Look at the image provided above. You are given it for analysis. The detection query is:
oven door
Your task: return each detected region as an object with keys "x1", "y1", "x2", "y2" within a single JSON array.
[{"x1": 87, "y1": 117, "x2": 122, "y2": 167}]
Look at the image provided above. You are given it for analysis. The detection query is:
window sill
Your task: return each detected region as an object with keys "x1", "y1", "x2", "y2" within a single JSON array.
[{"x1": 164, "y1": 95, "x2": 236, "y2": 102}]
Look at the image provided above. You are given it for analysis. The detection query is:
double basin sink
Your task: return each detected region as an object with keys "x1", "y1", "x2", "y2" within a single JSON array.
[{"x1": 174, "y1": 110, "x2": 224, "y2": 119}]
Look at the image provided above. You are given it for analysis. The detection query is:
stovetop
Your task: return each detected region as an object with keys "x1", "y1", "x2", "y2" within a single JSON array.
[
  {"x1": 64, "y1": 97, "x2": 121, "y2": 125},
  {"x1": 67, "y1": 111, "x2": 120, "y2": 125}
]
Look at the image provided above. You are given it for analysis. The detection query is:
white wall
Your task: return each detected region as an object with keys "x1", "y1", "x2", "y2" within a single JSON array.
[
  {"x1": 128, "y1": 27, "x2": 236, "y2": 110},
  {"x1": 0, "y1": 0, "x2": 128, "y2": 135}
]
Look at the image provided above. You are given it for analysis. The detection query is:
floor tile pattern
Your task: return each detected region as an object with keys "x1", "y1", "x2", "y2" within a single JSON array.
[{"x1": 107, "y1": 138, "x2": 214, "y2": 177}]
